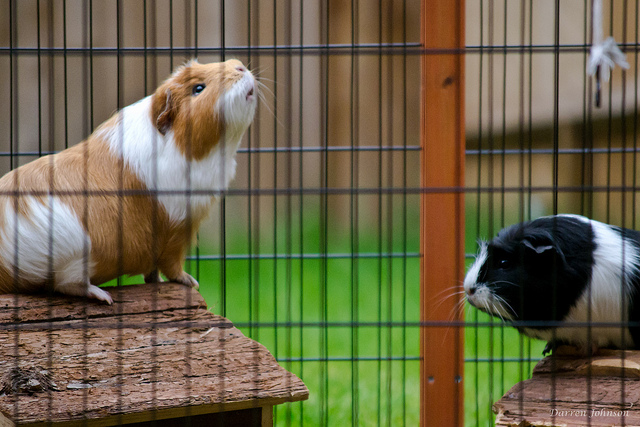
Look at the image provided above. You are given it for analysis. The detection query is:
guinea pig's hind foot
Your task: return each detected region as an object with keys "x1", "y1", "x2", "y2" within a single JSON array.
[
  {"x1": 55, "y1": 281, "x2": 113, "y2": 305},
  {"x1": 86, "y1": 285, "x2": 114, "y2": 305},
  {"x1": 172, "y1": 271, "x2": 199, "y2": 290}
]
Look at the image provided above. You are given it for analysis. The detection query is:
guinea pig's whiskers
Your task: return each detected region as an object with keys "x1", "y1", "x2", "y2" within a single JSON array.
[
  {"x1": 489, "y1": 302, "x2": 506, "y2": 322},
  {"x1": 256, "y1": 81, "x2": 277, "y2": 107},
  {"x1": 431, "y1": 285, "x2": 463, "y2": 301},
  {"x1": 493, "y1": 294, "x2": 517, "y2": 320},
  {"x1": 431, "y1": 286, "x2": 465, "y2": 313},
  {"x1": 253, "y1": 80, "x2": 285, "y2": 129},
  {"x1": 492, "y1": 280, "x2": 518, "y2": 288},
  {"x1": 254, "y1": 74, "x2": 276, "y2": 84},
  {"x1": 482, "y1": 299, "x2": 497, "y2": 320},
  {"x1": 453, "y1": 296, "x2": 468, "y2": 320},
  {"x1": 443, "y1": 291, "x2": 466, "y2": 319},
  {"x1": 249, "y1": 64, "x2": 272, "y2": 78},
  {"x1": 440, "y1": 291, "x2": 468, "y2": 345}
]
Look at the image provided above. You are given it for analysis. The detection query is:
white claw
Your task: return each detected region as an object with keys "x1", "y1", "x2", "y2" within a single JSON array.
[{"x1": 86, "y1": 285, "x2": 113, "y2": 305}]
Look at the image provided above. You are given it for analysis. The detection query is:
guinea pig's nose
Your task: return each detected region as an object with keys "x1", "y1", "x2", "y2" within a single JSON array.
[
  {"x1": 236, "y1": 66, "x2": 246, "y2": 73},
  {"x1": 467, "y1": 286, "x2": 476, "y2": 296}
]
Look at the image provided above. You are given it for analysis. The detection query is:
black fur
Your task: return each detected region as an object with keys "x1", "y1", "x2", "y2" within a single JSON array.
[
  {"x1": 478, "y1": 216, "x2": 594, "y2": 328},
  {"x1": 465, "y1": 214, "x2": 640, "y2": 351}
]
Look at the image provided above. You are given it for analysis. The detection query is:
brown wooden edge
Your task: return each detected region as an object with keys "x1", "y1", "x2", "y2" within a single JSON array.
[{"x1": 420, "y1": 0, "x2": 466, "y2": 426}]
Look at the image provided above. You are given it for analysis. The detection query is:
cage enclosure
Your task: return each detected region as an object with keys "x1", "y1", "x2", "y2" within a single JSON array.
[{"x1": 4, "y1": 0, "x2": 637, "y2": 426}]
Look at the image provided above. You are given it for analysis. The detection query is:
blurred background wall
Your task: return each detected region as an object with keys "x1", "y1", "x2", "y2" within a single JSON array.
[
  {"x1": 0, "y1": 0, "x2": 422, "y2": 247},
  {"x1": 466, "y1": 0, "x2": 640, "y2": 235},
  {"x1": 1, "y1": 0, "x2": 638, "y2": 238}
]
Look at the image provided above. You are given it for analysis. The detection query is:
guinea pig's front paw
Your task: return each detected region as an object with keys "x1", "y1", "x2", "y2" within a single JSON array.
[
  {"x1": 172, "y1": 271, "x2": 199, "y2": 290},
  {"x1": 86, "y1": 285, "x2": 113, "y2": 305}
]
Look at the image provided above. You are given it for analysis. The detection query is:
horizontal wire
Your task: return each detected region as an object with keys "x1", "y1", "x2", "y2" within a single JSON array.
[
  {"x1": 238, "y1": 145, "x2": 421, "y2": 153},
  {"x1": 1, "y1": 319, "x2": 636, "y2": 330},
  {"x1": 276, "y1": 356, "x2": 421, "y2": 363},
  {"x1": 3, "y1": 145, "x2": 633, "y2": 159},
  {"x1": 2, "y1": 42, "x2": 639, "y2": 56},
  {"x1": 0, "y1": 185, "x2": 634, "y2": 198},
  {"x1": 467, "y1": 146, "x2": 640, "y2": 156},
  {"x1": 0, "y1": 145, "x2": 631, "y2": 164},
  {"x1": 187, "y1": 252, "x2": 420, "y2": 262},
  {"x1": 0, "y1": 145, "x2": 420, "y2": 158},
  {"x1": 0, "y1": 42, "x2": 420, "y2": 56},
  {"x1": 465, "y1": 357, "x2": 543, "y2": 363}
]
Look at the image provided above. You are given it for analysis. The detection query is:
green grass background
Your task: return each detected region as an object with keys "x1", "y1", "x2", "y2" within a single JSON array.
[{"x1": 109, "y1": 197, "x2": 548, "y2": 426}]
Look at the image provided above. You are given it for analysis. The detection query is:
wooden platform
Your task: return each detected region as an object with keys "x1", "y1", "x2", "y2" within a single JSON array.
[
  {"x1": 494, "y1": 347, "x2": 640, "y2": 426},
  {"x1": 0, "y1": 283, "x2": 308, "y2": 426}
]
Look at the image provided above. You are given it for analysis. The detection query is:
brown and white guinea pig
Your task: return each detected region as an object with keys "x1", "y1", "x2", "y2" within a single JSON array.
[
  {"x1": 464, "y1": 214, "x2": 640, "y2": 354},
  {"x1": 0, "y1": 59, "x2": 257, "y2": 304}
]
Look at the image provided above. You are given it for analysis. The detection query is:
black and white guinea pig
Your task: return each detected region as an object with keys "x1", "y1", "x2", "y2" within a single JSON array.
[{"x1": 464, "y1": 214, "x2": 640, "y2": 353}]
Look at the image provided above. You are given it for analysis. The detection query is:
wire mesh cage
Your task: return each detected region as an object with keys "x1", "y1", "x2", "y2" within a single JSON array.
[
  {"x1": 1, "y1": 1, "x2": 422, "y2": 425},
  {"x1": 6, "y1": 0, "x2": 638, "y2": 426},
  {"x1": 466, "y1": 0, "x2": 640, "y2": 426}
]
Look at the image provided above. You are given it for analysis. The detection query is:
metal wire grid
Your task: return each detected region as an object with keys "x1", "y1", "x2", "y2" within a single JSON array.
[
  {"x1": 466, "y1": 0, "x2": 639, "y2": 425},
  {"x1": 2, "y1": 1, "x2": 421, "y2": 425}
]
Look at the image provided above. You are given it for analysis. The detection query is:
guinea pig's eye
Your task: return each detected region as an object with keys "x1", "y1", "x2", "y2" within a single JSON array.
[
  {"x1": 498, "y1": 258, "x2": 511, "y2": 269},
  {"x1": 192, "y1": 84, "x2": 206, "y2": 96}
]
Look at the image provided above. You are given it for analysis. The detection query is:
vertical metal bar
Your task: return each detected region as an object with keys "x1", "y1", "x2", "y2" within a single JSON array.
[
  {"x1": 376, "y1": 0, "x2": 384, "y2": 424},
  {"x1": 247, "y1": 0, "x2": 255, "y2": 341},
  {"x1": 349, "y1": 1, "x2": 359, "y2": 424},
  {"x1": 320, "y1": 1, "x2": 330, "y2": 424},
  {"x1": 473, "y1": 1, "x2": 484, "y2": 424},
  {"x1": 297, "y1": 2, "x2": 305, "y2": 425},
  {"x1": 62, "y1": 0, "x2": 68, "y2": 150},
  {"x1": 272, "y1": 0, "x2": 279, "y2": 378},
  {"x1": 194, "y1": 0, "x2": 198, "y2": 59},
  {"x1": 37, "y1": 1, "x2": 42, "y2": 158},
  {"x1": 219, "y1": 0, "x2": 227, "y2": 318},
  {"x1": 282, "y1": 2, "x2": 294, "y2": 425},
  {"x1": 420, "y1": 0, "x2": 465, "y2": 426},
  {"x1": 517, "y1": 0, "x2": 528, "y2": 420},
  {"x1": 634, "y1": 0, "x2": 639, "y2": 232},
  {"x1": 169, "y1": 0, "x2": 174, "y2": 68},
  {"x1": 8, "y1": 1, "x2": 19, "y2": 419},
  {"x1": 268, "y1": 1, "x2": 279, "y2": 418},
  {"x1": 401, "y1": 2, "x2": 409, "y2": 424}
]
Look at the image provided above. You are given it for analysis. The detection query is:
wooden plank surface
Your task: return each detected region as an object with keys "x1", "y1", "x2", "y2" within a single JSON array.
[
  {"x1": 0, "y1": 284, "x2": 308, "y2": 426},
  {"x1": 494, "y1": 347, "x2": 640, "y2": 426}
]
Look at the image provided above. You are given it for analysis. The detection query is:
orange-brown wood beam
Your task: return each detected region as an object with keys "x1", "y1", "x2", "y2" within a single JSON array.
[{"x1": 420, "y1": 0, "x2": 465, "y2": 426}]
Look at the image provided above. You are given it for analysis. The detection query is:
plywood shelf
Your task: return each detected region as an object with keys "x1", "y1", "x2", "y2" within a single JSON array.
[
  {"x1": 0, "y1": 284, "x2": 308, "y2": 426},
  {"x1": 494, "y1": 347, "x2": 640, "y2": 427}
]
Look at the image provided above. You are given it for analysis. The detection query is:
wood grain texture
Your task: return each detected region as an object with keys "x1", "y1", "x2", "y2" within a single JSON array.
[
  {"x1": 420, "y1": 0, "x2": 465, "y2": 426},
  {"x1": 0, "y1": 284, "x2": 308, "y2": 426},
  {"x1": 494, "y1": 347, "x2": 640, "y2": 426}
]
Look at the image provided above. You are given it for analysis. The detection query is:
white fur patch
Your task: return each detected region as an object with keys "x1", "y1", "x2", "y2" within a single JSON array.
[
  {"x1": 463, "y1": 242, "x2": 516, "y2": 319},
  {"x1": 101, "y1": 71, "x2": 256, "y2": 223},
  {"x1": 220, "y1": 72, "x2": 257, "y2": 142},
  {"x1": 0, "y1": 196, "x2": 93, "y2": 286},
  {"x1": 464, "y1": 242, "x2": 487, "y2": 294}
]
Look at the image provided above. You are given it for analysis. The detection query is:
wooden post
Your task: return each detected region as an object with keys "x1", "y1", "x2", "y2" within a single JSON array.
[{"x1": 420, "y1": 0, "x2": 465, "y2": 426}]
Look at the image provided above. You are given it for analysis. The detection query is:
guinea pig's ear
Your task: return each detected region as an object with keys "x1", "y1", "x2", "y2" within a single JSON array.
[
  {"x1": 522, "y1": 239, "x2": 554, "y2": 255},
  {"x1": 151, "y1": 88, "x2": 174, "y2": 135},
  {"x1": 522, "y1": 237, "x2": 567, "y2": 267}
]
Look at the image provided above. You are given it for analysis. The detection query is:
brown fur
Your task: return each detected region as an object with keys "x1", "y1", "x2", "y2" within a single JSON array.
[
  {"x1": 151, "y1": 59, "x2": 248, "y2": 161},
  {"x1": 0, "y1": 59, "x2": 254, "y2": 297},
  {"x1": 0, "y1": 131, "x2": 201, "y2": 291}
]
